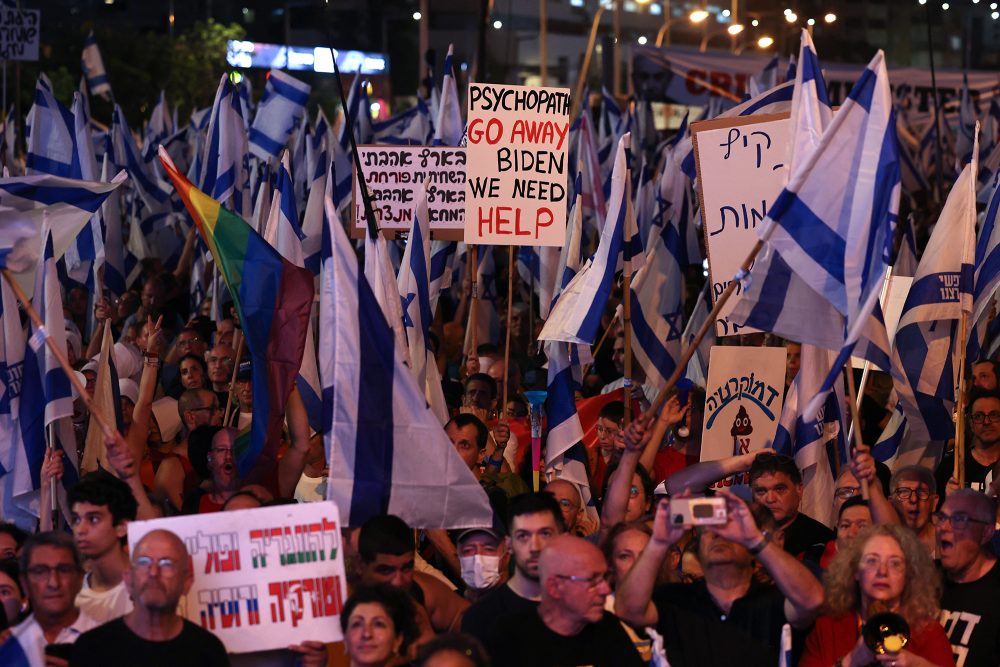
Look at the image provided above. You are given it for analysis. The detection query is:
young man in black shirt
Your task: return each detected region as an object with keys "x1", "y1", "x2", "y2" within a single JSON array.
[
  {"x1": 485, "y1": 534, "x2": 644, "y2": 666},
  {"x1": 937, "y1": 489, "x2": 1000, "y2": 667},
  {"x1": 937, "y1": 389, "x2": 1000, "y2": 496},
  {"x1": 461, "y1": 493, "x2": 565, "y2": 643},
  {"x1": 71, "y1": 529, "x2": 229, "y2": 666}
]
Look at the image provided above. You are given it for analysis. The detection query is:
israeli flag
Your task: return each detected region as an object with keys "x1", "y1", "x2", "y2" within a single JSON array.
[
  {"x1": 398, "y1": 185, "x2": 449, "y2": 424},
  {"x1": 64, "y1": 92, "x2": 103, "y2": 288},
  {"x1": 374, "y1": 97, "x2": 433, "y2": 146},
  {"x1": 428, "y1": 240, "x2": 457, "y2": 313},
  {"x1": 249, "y1": 70, "x2": 311, "y2": 160},
  {"x1": 365, "y1": 232, "x2": 411, "y2": 369},
  {"x1": 539, "y1": 134, "x2": 630, "y2": 346},
  {"x1": 100, "y1": 154, "x2": 126, "y2": 297},
  {"x1": 892, "y1": 130, "x2": 977, "y2": 442},
  {"x1": 574, "y1": 104, "x2": 607, "y2": 230},
  {"x1": 201, "y1": 75, "x2": 251, "y2": 217},
  {"x1": 682, "y1": 286, "x2": 715, "y2": 387},
  {"x1": 263, "y1": 152, "x2": 306, "y2": 265},
  {"x1": 957, "y1": 75, "x2": 978, "y2": 167},
  {"x1": 0, "y1": 273, "x2": 32, "y2": 529},
  {"x1": 25, "y1": 76, "x2": 76, "y2": 178},
  {"x1": 969, "y1": 172, "x2": 1000, "y2": 362},
  {"x1": 432, "y1": 45, "x2": 463, "y2": 147},
  {"x1": 111, "y1": 105, "x2": 171, "y2": 214},
  {"x1": 332, "y1": 74, "x2": 372, "y2": 210},
  {"x1": 301, "y1": 146, "x2": 330, "y2": 276},
  {"x1": 749, "y1": 56, "x2": 780, "y2": 98},
  {"x1": 320, "y1": 190, "x2": 492, "y2": 528},
  {"x1": 81, "y1": 31, "x2": 111, "y2": 99}
]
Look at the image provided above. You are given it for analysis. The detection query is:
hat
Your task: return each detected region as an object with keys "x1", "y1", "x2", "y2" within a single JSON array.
[
  {"x1": 81, "y1": 359, "x2": 100, "y2": 375},
  {"x1": 151, "y1": 397, "x2": 182, "y2": 443},
  {"x1": 456, "y1": 526, "x2": 504, "y2": 544},
  {"x1": 236, "y1": 361, "x2": 252, "y2": 382},
  {"x1": 112, "y1": 342, "x2": 143, "y2": 382},
  {"x1": 118, "y1": 378, "x2": 139, "y2": 406},
  {"x1": 71, "y1": 371, "x2": 86, "y2": 400},
  {"x1": 64, "y1": 328, "x2": 82, "y2": 360}
]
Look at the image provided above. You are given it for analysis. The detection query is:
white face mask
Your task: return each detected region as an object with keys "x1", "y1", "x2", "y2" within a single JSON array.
[{"x1": 460, "y1": 554, "x2": 502, "y2": 590}]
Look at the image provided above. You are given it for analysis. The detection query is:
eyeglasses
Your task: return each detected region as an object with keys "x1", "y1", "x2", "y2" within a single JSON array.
[
  {"x1": 858, "y1": 554, "x2": 906, "y2": 573},
  {"x1": 555, "y1": 571, "x2": 612, "y2": 590},
  {"x1": 971, "y1": 411, "x2": 1000, "y2": 424},
  {"x1": 133, "y1": 556, "x2": 179, "y2": 575},
  {"x1": 211, "y1": 447, "x2": 235, "y2": 456},
  {"x1": 834, "y1": 486, "x2": 861, "y2": 500},
  {"x1": 26, "y1": 564, "x2": 78, "y2": 581},
  {"x1": 892, "y1": 487, "x2": 932, "y2": 502},
  {"x1": 931, "y1": 512, "x2": 992, "y2": 530}
]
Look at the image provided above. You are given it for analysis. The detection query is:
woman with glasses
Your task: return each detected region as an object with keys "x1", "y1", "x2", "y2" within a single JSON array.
[{"x1": 800, "y1": 524, "x2": 955, "y2": 667}]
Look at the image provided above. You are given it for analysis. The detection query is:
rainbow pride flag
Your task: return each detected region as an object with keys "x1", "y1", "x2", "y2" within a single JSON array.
[{"x1": 159, "y1": 147, "x2": 314, "y2": 486}]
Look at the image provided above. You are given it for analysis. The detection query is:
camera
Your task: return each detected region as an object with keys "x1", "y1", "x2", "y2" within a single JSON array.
[{"x1": 669, "y1": 496, "x2": 727, "y2": 526}]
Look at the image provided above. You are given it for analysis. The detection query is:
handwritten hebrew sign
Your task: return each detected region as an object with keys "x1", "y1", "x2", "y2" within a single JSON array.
[
  {"x1": 0, "y1": 8, "x2": 39, "y2": 61},
  {"x1": 464, "y1": 83, "x2": 570, "y2": 246},
  {"x1": 700, "y1": 346, "x2": 786, "y2": 488},
  {"x1": 128, "y1": 501, "x2": 347, "y2": 653},
  {"x1": 353, "y1": 145, "x2": 466, "y2": 239},
  {"x1": 691, "y1": 113, "x2": 790, "y2": 337}
]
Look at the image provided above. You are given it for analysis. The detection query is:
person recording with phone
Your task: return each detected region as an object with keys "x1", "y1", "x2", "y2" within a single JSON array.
[{"x1": 615, "y1": 416, "x2": 823, "y2": 667}]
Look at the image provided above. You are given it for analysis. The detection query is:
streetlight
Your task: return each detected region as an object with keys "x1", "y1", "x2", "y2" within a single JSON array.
[
  {"x1": 727, "y1": 23, "x2": 744, "y2": 35},
  {"x1": 758, "y1": 35, "x2": 774, "y2": 48},
  {"x1": 824, "y1": 12, "x2": 837, "y2": 23},
  {"x1": 785, "y1": 11, "x2": 798, "y2": 22},
  {"x1": 638, "y1": 35, "x2": 648, "y2": 44},
  {"x1": 690, "y1": 9, "x2": 709, "y2": 23},
  {"x1": 412, "y1": 11, "x2": 421, "y2": 20},
  {"x1": 493, "y1": 19, "x2": 502, "y2": 29},
  {"x1": 656, "y1": 10, "x2": 711, "y2": 46},
  {"x1": 700, "y1": 23, "x2": 745, "y2": 51}
]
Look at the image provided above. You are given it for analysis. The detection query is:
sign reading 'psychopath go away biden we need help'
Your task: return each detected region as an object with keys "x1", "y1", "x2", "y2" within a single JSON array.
[{"x1": 464, "y1": 83, "x2": 570, "y2": 246}]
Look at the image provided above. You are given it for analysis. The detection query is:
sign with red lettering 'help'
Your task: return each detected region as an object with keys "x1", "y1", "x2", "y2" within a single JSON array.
[
  {"x1": 128, "y1": 501, "x2": 348, "y2": 653},
  {"x1": 465, "y1": 83, "x2": 570, "y2": 246}
]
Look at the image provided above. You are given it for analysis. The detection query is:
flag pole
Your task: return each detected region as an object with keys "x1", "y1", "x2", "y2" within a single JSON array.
[
  {"x1": 643, "y1": 239, "x2": 765, "y2": 422},
  {"x1": 224, "y1": 329, "x2": 245, "y2": 427},
  {"x1": 622, "y1": 185, "x2": 635, "y2": 426},
  {"x1": 467, "y1": 245, "x2": 480, "y2": 367},
  {"x1": 581, "y1": 310, "x2": 621, "y2": 378},
  {"x1": 47, "y1": 422, "x2": 58, "y2": 529},
  {"x1": 954, "y1": 310, "x2": 970, "y2": 488},
  {"x1": 502, "y1": 245, "x2": 514, "y2": 418},
  {"x1": 843, "y1": 365, "x2": 869, "y2": 500},
  {"x1": 847, "y1": 265, "x2": 894, "y2": 446}
]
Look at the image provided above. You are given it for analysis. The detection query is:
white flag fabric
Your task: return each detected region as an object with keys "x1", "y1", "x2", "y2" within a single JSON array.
[
  {"x1": 432, "y1": 45, "x2": 463, "y2": 147},
  {"x1": 249, "y1": 70, "x2": 312, "y2": 160},
  {"x1": 81, "y1": 31, "x2": 111, "y2": 99}
]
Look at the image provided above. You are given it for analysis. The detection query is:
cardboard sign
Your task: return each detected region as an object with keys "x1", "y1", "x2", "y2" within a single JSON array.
[
  {"x1": 700, "y1": 346, "x2": 786, "y2": 488},
  {"x1": 128, "y1": 502, "x2": 348, "y2": 654},
  {"x1": 692, "y1": 113, "x2": 790, "y2": 337},
  {"x1": 0, "y1": 8, "x2": 39, "y2": 61},
  {"x1": 464, "y1": 83, "x2": 570, "y2": 246},
  {"x1": 353, "y1": 145, "x2": 466, "y2": 239}
]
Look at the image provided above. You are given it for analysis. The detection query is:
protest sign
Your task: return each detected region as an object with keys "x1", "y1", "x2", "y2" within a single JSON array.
[
  {"x1": 700, "y1": 346, "x2": 786, "y2": 488},
  {"x1": 128, "y1": 501, "x2": 348, "y2": 653},
  {"x1": 464, "y1": 83, "x2": 570, "y2": 246},
  {"x1": 353, "y1": 145, "x2": 466, "y2": 239},
  {"x1": 692, "y1": 113, "x2": 790, "y2": 336},
  {"x1": 0, "y1": 7, "x2": 39, "y2": 61}
]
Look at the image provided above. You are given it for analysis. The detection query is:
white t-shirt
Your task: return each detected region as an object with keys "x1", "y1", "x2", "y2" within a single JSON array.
[
  {"x1": 6, "y1": 610, "x2": 101, "y2": 664},
  {"x1": 294, "y1": 474, "x2": 325, "y2": 503},
  {"x1": 76, "y1": 574, "x2": 134, "y2": 624}
]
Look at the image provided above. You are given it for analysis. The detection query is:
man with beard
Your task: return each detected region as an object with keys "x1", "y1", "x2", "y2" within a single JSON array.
[
  {"x1": 70, "y1": 530, "x2": 229, "y2": 665},
  {"x1": 461, "y1": 493, "x2": 565, "y2": 643},
  {"x1": 484, "y1": 535, "x2": 644, "y2": 666}
]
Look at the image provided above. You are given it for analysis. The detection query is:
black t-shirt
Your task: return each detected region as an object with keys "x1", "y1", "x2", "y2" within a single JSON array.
[
  {"x1": 485, "y1": 608, "x2": 644, "y2": 667},
  {"x1": 460, "y1": 583, "x2": 538, "y2": 644},
  {"x1": 781, "y1": 512, "x2": 834, "y2": 562},
  {"x1": 70, "y1": 617, "x2": 230, "y2": 667},
  {"x1": 936, "y1": 448, "x2": 995, "y2": 498},
  {"x1": 652, "y1": 578, "x2": 788, "y2": 667},
  {"x1": 940, "y1": 559, "x2": 1000, "y2": 667}
]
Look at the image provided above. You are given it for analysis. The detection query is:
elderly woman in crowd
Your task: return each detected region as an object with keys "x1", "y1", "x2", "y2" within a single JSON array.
[{"x1": 800, "y1": 524, "x2": 955, "y2": 667}]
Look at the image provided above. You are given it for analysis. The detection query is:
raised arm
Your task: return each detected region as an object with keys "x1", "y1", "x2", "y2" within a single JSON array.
[
  {"x1": 639, "y1": 396, "x2": 688, "y2": 476},
  {"x1": 127, "y1": 316, "x2": 164, "y2": 464},
  {"x1": 277, "y1": 385, "x2": 311, "y2": 499},
  {"x1": 597, "y1": 418, "x2": 650, "y2": 546},
  {"x1": 664, "y1": 447, "x2": 772, "y2": 496},
  {"x1": 107, "y1": 429, "x2": 162, "y2": 520}
]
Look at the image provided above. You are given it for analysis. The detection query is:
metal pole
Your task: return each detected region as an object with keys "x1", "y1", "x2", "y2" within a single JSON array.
[{"x1": 539, "y1": 0, "x2": 548, "y2": 86}]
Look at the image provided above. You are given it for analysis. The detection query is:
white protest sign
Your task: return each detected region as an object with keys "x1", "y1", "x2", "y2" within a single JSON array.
[
  {"x1": 353, "y1": 146, "x2": 466, "y2": 239},
  {"x1": 128, "y1": 501, "x2": 347, "y2": 653},
  {"x1": 700, "y1": 346, "x2": 786, "y2": 488},
  {"x1": 465, "y1": 83, "x2": 570, "y2": 246},
  {"x1": 691, "y1": 113, "x2": 790, "y2": 337},
  {"x1": 0, "y1": 8, "x2": 39, "y2": 61}
]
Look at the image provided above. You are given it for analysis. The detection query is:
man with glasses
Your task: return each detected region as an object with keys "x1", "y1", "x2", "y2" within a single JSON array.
[
  {"x1": 938, "y1": 389, "x2": 1000, "y2": 495},
  {"x1": 70, "y1": 529, "x2": 229, "y2": 665},
  {"x1": 936, "y1": 489, "x2": 1000, "y2": 667},
  {"x1": 484, "y1": 534, "x2": 644, "y2": 666},
  {"x1": 205, "y1": 343, "x2": 236, "y2": 405},
  {"x1": 0, "y1": 533, "x2": 98, "y2": 666}
]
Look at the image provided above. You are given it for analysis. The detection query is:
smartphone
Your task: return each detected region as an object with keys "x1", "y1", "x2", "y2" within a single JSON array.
[{"x1": 669, "y1": 496, "x2": 727, "y2": 526}]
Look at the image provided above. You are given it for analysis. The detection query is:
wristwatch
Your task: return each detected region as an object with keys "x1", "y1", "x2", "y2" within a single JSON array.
[{"x1": 747, "y1": 530, "x2": 771, "y2": 555}]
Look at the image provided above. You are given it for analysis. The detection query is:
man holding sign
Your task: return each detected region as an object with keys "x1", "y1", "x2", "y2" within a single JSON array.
[{"x1": 70, "y1": 530, "x2": 229, "y2": 666}]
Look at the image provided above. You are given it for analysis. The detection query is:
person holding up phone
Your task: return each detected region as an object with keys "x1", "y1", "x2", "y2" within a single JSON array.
[{"x1": 614, "y1": 418, "x2": 824, "y2": 667}]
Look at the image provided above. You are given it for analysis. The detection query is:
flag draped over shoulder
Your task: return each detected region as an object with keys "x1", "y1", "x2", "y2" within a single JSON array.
[
  {"x1": 319, "y1": 188, "x2": 492, "y2": 529},
  {"x1": 159, "y1": 148, "x2": 314, "y2": 486}
]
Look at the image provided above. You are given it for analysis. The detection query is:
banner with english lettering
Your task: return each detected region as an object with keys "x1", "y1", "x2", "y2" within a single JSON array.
[
  {"x1": 700, "y1": 346, "x2": 786, "y2": 489},
  {"x1": 465, "y1": 83, "x2": 570, "y2": 246},
  {"x1": 128, "y1": 502, "x2": 348, "y2": 653}
]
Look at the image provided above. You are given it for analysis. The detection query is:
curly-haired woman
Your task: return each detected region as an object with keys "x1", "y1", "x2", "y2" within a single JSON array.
[{"x1": 800, "y1": 524, "x2": 955, "y2": 667}]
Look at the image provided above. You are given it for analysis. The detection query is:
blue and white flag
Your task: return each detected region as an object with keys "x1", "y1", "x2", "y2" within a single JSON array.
[
  {"x1": 142, "y1": 90, "x2": 174, "y2": 162},
  {"x1": 300, "y1": 145, "x2": 329, "y2": 275},
  {"x1": 81, "y1": 31, "x2": 111, "y2": 99},
  {"x1": 320, "y1": 191, "x2": 492, "y2": 528},
  {"x1": 428, "y1": 240, "x2": 457, "y2": 312},
  {"x1": 263, "y1": 152, "x2": 305, "y2": 266},
  {"x1": 682, "y1": 285, "x2": 715, "y2": 387},
  {"x1": 364, "y1": 231, "x2": 411, "y2": 369},
  {"x1": 100, "y1": 154, "x2": 126, "y2": 297},
  {"x1": 373, "y1": 97, "x2": 433, "y2": 146},
  {"x1": 787, "y1": 30, "x2": 832, "y2": 172},
  {"x1": 398, "y1": 186, "x2": 449, "y2": 424},
  {"x1": 749, "y1": 56, "x2": 779, "y2": 98},
  {"x1": 64, "y1": 92, "x2": 103, "y2": 288},
  {"x1": 432, "y1": 45, "x2": 463, "y2": 147},
  {"x1": 332, "y1": 74, "x2": 372, "y2": 210},
  {"x1": 539, "y1": 134, "x2": 630, "y2": 346},
  {"x1": 13, "y1": 225, "x2": 79, "y2": 518},
  {"x1": 25, "y1": 76, "x2": 76, "y2": 178},
  {"x1": 200, "y1": 75, "x2": 251, "y2": 217},
  {"x1": 0, "y1": 272, "x2": 34, "y2": 530},
  {"x1": 969, "y1": 173, "x2": 1000, "y2": 361},
  {"x1": 111, "y1": 105, "x2": 171, "y2": 215},
  {"x1": 249, "y1": 70, "x2": 311, "y2": 160},
  {"x1": 957, "y1": 75, "x2": 978, "y2": 167},
  {"x1": 892, "y1": 130, "x2": 977, "y2": 442},
  {"x1": 552, "y1": 187, "x2": 585, "y2": 310}
]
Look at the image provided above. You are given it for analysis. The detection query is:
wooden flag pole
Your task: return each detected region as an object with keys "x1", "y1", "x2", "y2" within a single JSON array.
[
  {"x1": 467, "y1": 245, "x2": 480, "y2": 367},
  {"x1": 223, "y1": 329, "x2": 245, "y2": 427},
  {"x1": 643, "y1": 239, "x2": 765, "y2": 422},
  {"x1": 844, "y1": 365, "x2": 869, "y2": 500},
  {"x1": 47, "y1": 422, "x2": 58, "y2": 529},
  {"x1": 622, "y1": 193, "x2": 635, "y2": 426},
  {"x1": 847, "y1": 265, "x2": 894, "y2": 446},
  {"x1": 502, "y1": 246, "x2": 514, "y2": 418},
  {"x1": 954, "y1": 309, "x2": 970, "y2": 488}
]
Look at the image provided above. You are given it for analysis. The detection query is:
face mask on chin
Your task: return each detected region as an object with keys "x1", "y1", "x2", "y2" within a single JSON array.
[{"x1": 460, "y1": 554, "x2": 502, "y2": 590}]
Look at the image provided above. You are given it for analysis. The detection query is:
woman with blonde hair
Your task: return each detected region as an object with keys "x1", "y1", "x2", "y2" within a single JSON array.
[{"x1": 800, "y1": 524, "x2": 954, "y2": 667}]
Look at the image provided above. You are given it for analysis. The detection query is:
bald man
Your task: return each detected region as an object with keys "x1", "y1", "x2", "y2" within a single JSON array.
[
  {"x1": 483, "y1": 534, "x2": 643, "y2": 667},
  {"x1": 71, "y1": 530, "x2": 229, "y2": 666}
]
